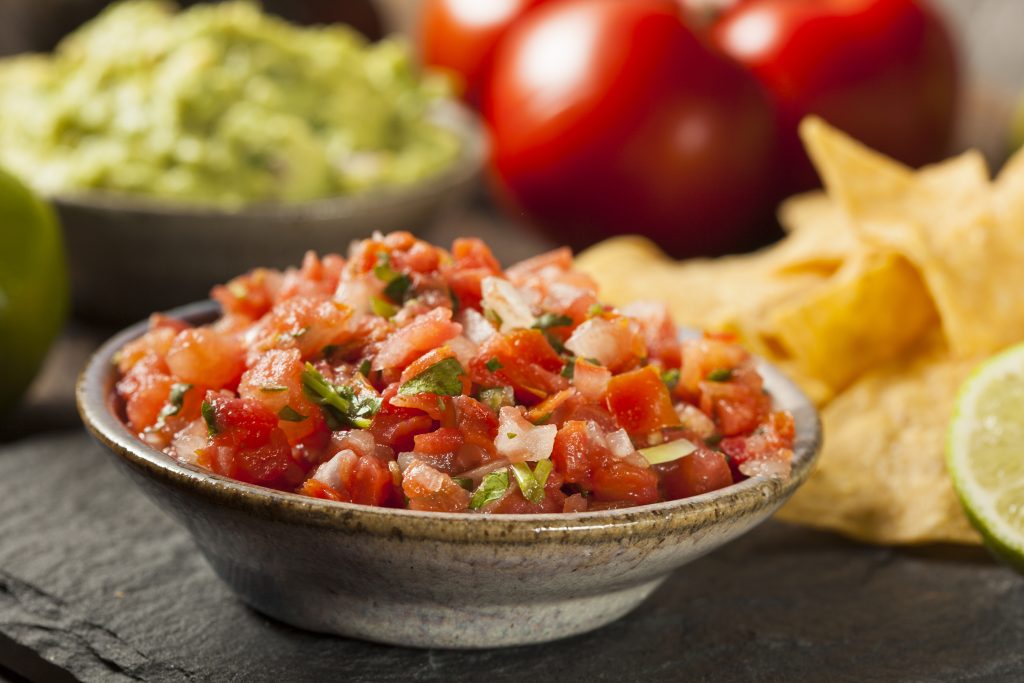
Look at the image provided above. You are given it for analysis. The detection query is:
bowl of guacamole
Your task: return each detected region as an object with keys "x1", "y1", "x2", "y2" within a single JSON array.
[{"x1": 0, "y1": 1, "x2": 486, "y2": 321}]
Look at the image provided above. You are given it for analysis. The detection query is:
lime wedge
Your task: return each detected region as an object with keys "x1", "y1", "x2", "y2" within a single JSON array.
[{"x1": 948, "y1": 344, "x2": 1024, "y2": 571}]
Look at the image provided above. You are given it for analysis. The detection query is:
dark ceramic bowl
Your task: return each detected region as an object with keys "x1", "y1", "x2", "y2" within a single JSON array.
[
  {"x1": 53, "y1": 102, "x2": 487, "y2": 323},
  {"x1": 77, "y1": 301, "x2": 822, "y2": 649}
]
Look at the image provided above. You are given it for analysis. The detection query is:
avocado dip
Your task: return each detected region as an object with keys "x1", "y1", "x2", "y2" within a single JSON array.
[{"x1": 0, "y1": 1, "x2": 460, "y2": 206}]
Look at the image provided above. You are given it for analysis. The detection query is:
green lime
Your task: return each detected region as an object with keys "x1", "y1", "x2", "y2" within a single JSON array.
[
  {"x1": 0, "y1": 167, "x2": 68, "y2": 417},
  {"x1": 947, "y1": 343, "x2": 1024, "y2": 571}
]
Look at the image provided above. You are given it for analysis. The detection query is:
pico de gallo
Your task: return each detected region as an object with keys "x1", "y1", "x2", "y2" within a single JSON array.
[{"x1": 114, "y1": 232, "x2": 794, "y2": 513}]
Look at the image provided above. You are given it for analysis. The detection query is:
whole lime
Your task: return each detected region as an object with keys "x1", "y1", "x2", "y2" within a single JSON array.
[{"x1": 0, "y1": 167, "x2": 68, "y2": 417}]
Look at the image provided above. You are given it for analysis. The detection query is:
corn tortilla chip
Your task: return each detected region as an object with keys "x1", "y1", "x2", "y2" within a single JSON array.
[{"x1": 777, "y1": 332, "x2": 981, "y2": 545}]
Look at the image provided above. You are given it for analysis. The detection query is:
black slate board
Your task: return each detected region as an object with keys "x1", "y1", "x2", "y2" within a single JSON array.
[{"x1": 1, "y1": 432, "x2": 1023, "y2": 682}]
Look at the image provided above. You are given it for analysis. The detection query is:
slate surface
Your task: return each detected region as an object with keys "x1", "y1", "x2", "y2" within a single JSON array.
[{"x1": 1, "y1": 432, "x2": 1022, "y2": 683}]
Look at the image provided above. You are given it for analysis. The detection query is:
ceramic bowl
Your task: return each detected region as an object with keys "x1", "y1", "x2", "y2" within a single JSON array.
[
  {"x1": 77, "y1": 301, "x2": 822, "y2": 649},
  {"x1": 52, "y1": 102, "x2": 487, "y2": 323}
]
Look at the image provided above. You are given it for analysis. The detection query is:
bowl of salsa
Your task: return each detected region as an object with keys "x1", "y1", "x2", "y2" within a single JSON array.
[{"x1": 78, "y1": 232, "x2": 821, "y2": 648}]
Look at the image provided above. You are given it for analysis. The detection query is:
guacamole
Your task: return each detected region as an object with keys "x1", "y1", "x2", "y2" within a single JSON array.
[{"x1": 0, "y1": 1, "x2": 460, "y2": 206}]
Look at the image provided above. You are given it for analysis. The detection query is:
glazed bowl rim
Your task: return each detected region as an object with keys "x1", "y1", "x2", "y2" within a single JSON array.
[
  {"x1": 77, "y1": 300, "x2": 822, "y2": 543},
  {"x1": 48, "y1": 100, "x2": 487, "y2": 219}
]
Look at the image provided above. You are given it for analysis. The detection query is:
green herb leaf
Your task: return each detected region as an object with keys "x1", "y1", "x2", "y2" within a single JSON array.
[
  {"x1": 533, "y1": 312, "x2": 574, "y2": 330},
  {"x1": 291, "y1": 326, "x2": 309, "y2": 338},
  {"x1": 587, "y1": 303, "x2": 607, "y2": 317},
  {"x1": 384, "y1": 274, "x2": 412, "y2": 302},
  {"x1": 469, "y1": 470, "x2": 509, "y2": 509},
  {"x1": 453, "y1": 476, "x2": 474, "y2": 491},
  {"x1": 707, "y1": 368, "x2": 733, "y2": 382},
  {"x1": 510, "y1": 462, "x2": 544, "y2": 504},
  {"x1": 358, "y1": 359, "x2": 372, "y2": 378},
  {"x1": 533, "y1": 459, "x2": 554, "y2": 487},
  {"x1": 277, "y1": 405, "x2": 308, "y2": 422},
  {"x1": 371, "y1": 296, "x2": 398, "y2": 318},
  {"x1": 662, "y1": 368, "x2": 681, "y2": 392},
  {"x1": 158, "y1": 382, "x2": 192, "y2": 421},
  {"x1": 260, "y1": 385, "x2": 288, "y2": 393},
  {"x1": 506, "y1": 432, "x2": 517, "y2": 439},
  {"x1": 485, "y1": 357, "x2": 503, "y2": 373},
  {"x1": 301, "y1": 363, "x2": 381, "y2": 430},
  {"x1": 201, "y1": 400, "x2": 218, "y2": 437},
  {"x1": 561, "y1": 360, "x2": 575, "y2": 379},
  {"x1": 373, "y1": 252, "x2": 413, "y2": 302},
  {"x1": 532, "y1": 412, "x2": 552, "y2": 425},
  {"x1": 483, "y1": 308, "x2": 503, "y2": 328},
  {"x1": 398, "y1": 357, "x2": 466, "y2": 397},
  {"x1": 449, "y1": 288, "x2": 460, "y2": 315}
]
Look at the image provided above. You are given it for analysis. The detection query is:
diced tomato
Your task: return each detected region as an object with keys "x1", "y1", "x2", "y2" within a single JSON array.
[
  {"x1": 374, "y1": 308, "x2": 462, "y2": 371},
  {"x1": 698, "y1": 375, "x2": 771, "y2": 437},
  {"x1": 251, "y1": 295, "x2": 354, "y2": 360},
  {"x1": 592, "y1": 460, "x2": 660, "y2": 505},
  {"x1": 414, "y1": 427, "x2": 464, "y2": 455},
  {"x1": 657, "y1": 448, "x2": 733, "y2": 500},
  {"x1": 551, "y1": 420, "x2": 595, "y2": 487},
  {"x1": 572, "y1": 358, "x2": 611, "y2": 403},
  {"x1": 621, "y1": 301, "x2": 682, "y2": 369},
  {"x1": 370, "y1": 384, "x2": 437, "y2": 451},
  {"x1": 350, "y1": 454, "x2": 395, "y2": 506},
  {"x1": 678, "y1": 336, "x2": 749, "y2": 397},
  {"x1": 564, "y1": 316, "x2": 646, "y2": 372},
  {"x1": 605, "y1": 366, "x2": 681, "y2": 434},
  {"x1": 453, "y1": 395, "x2": 499, "y2": 454},
  {"x1": 117, "y1": 355, "x2": 175, "y2": 431},
  {"x1": 471, "y1": 329, "x2": 568, "y2": 405},
  {"x1": 402, "y1": 460, "x2": 471, "y2": 512},
  {"x1": 238, "y1": 348, "x2": 324, "y2": 443},
  {"x1": 525, "y1": 388, "x2": 576, "y2": 424},
  {"x1": 166, "y1": 328, "x2": 245, "y2": 390},
  {"x1": 300, "y1": 478, "x2": 352, "y2": 503},
  {"x1": 211, "y1": 267, "x2": 283, "y2": 320}
]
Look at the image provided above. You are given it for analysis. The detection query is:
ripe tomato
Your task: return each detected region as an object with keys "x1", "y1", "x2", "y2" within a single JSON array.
[
  {"x1": 711, "y1": 0, "x2": 958, "y2": 193},
  {"x1": 483, "y1": 0, "x2": 778, "y2": 258},
  {"x1": 420, "y1": 0, "x2": 548, "y2": 106}
]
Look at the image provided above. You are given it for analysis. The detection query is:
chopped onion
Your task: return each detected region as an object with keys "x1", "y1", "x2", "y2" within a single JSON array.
[
  {"x1": 638, "y1": 438, "x2": 697, "y2": 465},
  {"x1": 739, "y1": 455, "x2": 792, "y2": 479},
  {"x1": 606, "y1": 429, "x2": 635, "y2": 458},
  {"x1": 495, "y1": 406, "x2": 556, "y2": 462},
  {"x1": 457, "y1": 308, "x2": 497, "y2": 345},
  {"x1": 564, "y1": 317, "x2": 639, "y2": 369},
  {"x1": 330, "y1": 429, "x2": 376, "y2": 458},
  {"x1": 459, "y1": 458, "x2": 510, "y2": 484},
  {"x1": 396, "y1": 451, "x2": 419, "y2": 472},
  {"x1": 447, "y1": 335, "x2": 478, "y2": 368},
  {"x1": 481, "y1": 277, "x2": 536, "y2": 332}
]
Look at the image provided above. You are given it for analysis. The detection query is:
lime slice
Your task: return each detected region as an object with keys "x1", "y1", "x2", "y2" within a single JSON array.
[{"x1": 948, "y1": 344, "x2": 1024, "y2": 571}]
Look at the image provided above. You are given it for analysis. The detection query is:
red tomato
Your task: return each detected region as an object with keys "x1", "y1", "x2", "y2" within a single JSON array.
[
  {"x1": 711, "y1": 0, "x2": 958, "y2": 193},
  {"x1": 420, "y1": 0, "x2": 548, "y2": 105},
  {"x1": 483, "y1": 0, "x2": 777, "y2": 257},
  {"x1": 657, "y1": 448, "x2": 734, "y2": 500},
  {"x1": 605, "y1": 365, "x2": 682, "y2": 434}
]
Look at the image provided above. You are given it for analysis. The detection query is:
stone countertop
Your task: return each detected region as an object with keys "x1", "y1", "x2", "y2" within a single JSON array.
[{"x1": 1, "y1": 213, "x2": 1022, "y2": 682}]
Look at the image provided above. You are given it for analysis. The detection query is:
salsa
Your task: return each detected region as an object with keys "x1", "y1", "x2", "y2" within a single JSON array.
[{"x1": 114, "y1": 232, "x2": 794, "y2": 513}]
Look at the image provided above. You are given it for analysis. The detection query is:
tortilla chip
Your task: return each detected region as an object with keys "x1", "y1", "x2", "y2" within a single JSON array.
[
  {"x1": 778, "y1": 332, "x2": 981, "y2": 545},
  {"x1": 761, "y1": 251, "x2": 936, "y2": 396},
  {"x1": 801, "y1": 117, "x2": 1024, "y2": 357}
]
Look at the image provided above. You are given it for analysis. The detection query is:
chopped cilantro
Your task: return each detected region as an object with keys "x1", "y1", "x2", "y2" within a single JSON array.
[
  {"x1": 707, "y1": 368, "x2": 733, "y2": 382},
  {"x1": 587, "y1": 303, "x2": 607, "y2": 317},
  {"x1": 384, "y1": 274, "x2": 412, "y2": 302},
  {"x1": 291, "y1": 326, "x2": 309, "y2": 338},
  {"x1": 532, "y1": 412, "x2": 552, "y2": 425},
  {"x1": 358, "y1": 359, "x2": 372, "y2": 378},
  {"x1": 533, "y1": 312, "x2": 573, "y2": 330},
  {"x1": 449, "y1": 288, "x2": 460, "y2": 315},
  {"x1": 277, "y1": 405, "x2": 308, "y2": 422},
  {"x1": 561, "y1": 360, "x2": 575, "y2": 379},
  {"x1": 510, "y1": 462, "x2": 544, "y2": 504},
  {"x1": 398, "y1": 357, "x2": 466, "y2": 397},
  {"x1": 705, "y1": 433, "x2": 723, "y2": 448},
  {"x1": 485, "y1": 357, "x2": 503, "y2": 373},
  {"x1": 201, "y1": 400, "x2": 218, "y2": 437},
  {"x1": 662, "y1": 368, "x2": 680, "y2": 392},
  {"x1": 260, "y1": 385, "x2": 288, "y2": 393},
  {"x1": 506, "y1": 432, "x2": 518, "y2": 440},
  {"x1": 373, "y1": 252, "x2": 412, "y2": 302},
  {"x1": 483, "y1": 308, "x2": 503, "y2": 328},
  {"x1": 371, "y1": 296, "x2": 398, "y2": 318},
  {"x1": 469, "y1": 470, "x2": 509, "y2": 509},
  {"x1": 301, "y1": 363, "x2": 381, "y2": 430},
  {"x1": 153, "y1": 382, "x2": 192, "y2": 430},
  {"x1": 533, "y1": 459, "x2": 554, "y2": 487},
  {"x1": 453, "y1": 476, "x2": 474, "y2": 491}
]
